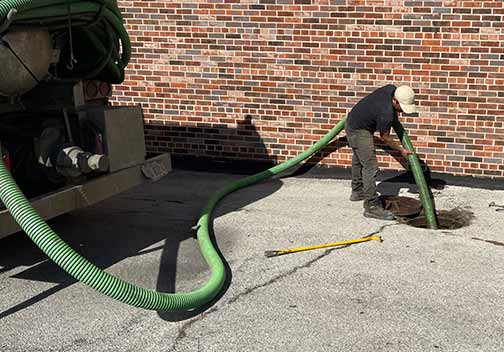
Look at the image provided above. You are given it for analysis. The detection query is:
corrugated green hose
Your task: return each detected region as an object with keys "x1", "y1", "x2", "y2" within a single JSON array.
[
  {"x1": 393, "y1": 120, "x2": 438, "y2": 229},
  {"x1": 0, "y1": 119, "x2": 347, "y2": 311}
]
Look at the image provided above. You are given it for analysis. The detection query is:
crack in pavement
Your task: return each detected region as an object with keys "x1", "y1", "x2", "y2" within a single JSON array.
[
  {"x1": 168, "y1": 248, "x2": 345, "y2": 352},
  {"x1": 169, "y1": 224, "x2": 395, "y2": 351},
  {"x1": 169, "y1": 308, "x2": 218, "y2": 352}
]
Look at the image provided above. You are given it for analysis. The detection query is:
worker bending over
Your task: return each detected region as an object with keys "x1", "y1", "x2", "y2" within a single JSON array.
[{"x1": 345, "y1": 85, "x2": 419, "y2": 220}]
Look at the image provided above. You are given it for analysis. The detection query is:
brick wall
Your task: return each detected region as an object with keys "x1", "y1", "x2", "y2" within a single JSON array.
[{"x1": 112, "y1": 0, "x2": 504, "y2": 178}]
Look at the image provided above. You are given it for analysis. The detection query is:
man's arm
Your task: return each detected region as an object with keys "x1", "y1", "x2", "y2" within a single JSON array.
[{"x1": 379, "y1": 130, "x2": 411, "y2": 158}]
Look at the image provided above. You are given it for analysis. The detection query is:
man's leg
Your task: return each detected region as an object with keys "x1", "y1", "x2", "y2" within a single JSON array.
[
  {"x1": 351, "y1": 130, "x2": 379, "y2": 201},
  {"x1": 350, "y1": 151, "x2": 364, "y2": 200},
  {"x1": 350, "y1": 130, "x2": 394, "y2": 220},
  {"x1": 346, "y1": 130, "x2": 365, "y2": 201}
]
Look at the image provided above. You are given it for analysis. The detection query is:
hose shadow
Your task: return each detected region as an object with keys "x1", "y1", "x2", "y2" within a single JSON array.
[
  {"x1": 155, "y1": 207, "x2": 234, "y2": 321},
  {"x1": 0, "y1": 217, "x2": 79, "y2": 320},
  {"x1": 0, "y1": 170, "x2": 282, "y2": 321},
  {"x1": 0, "y1": 117, "x2": 284, "y2": 322},
  {"x1": 152, "y1": 116, "x2": 285, "y2": 321}
]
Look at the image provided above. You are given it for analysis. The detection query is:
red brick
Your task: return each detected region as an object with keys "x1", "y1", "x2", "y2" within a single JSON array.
[{"x1": 112, "y1": 1, "x2": 504, "y2": 178}]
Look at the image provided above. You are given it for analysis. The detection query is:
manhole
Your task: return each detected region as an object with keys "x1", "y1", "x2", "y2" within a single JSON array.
[
  {"x1": 381, "y1": 195, "x2": 422, "y2": 217},
  {"x1": 406, "y1": 208, "x2": 474, "y2": 230}
]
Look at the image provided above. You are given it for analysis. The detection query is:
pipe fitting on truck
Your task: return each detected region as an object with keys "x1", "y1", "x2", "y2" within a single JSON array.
[
  {"x1": 36, "y1": 125, "x2": 109, "y2": 178},
  {"x1": 55, "y1": 146, "x2": 109, "y2": 178}
]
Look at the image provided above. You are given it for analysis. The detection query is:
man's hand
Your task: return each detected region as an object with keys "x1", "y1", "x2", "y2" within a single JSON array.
[
  {"x1": 379, "y1": 131, "x2": 412, "y2": 158},
  {"x1": 400, "y1": 147, "x2": 412, "y2": 159}
]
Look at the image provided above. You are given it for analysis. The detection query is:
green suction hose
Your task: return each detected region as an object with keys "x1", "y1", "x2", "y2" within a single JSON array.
[
  {"x1": 0, "y1": 114, "x2": 437, "y2": 310},
  {"x1": 0, "y1": 118, "x2": 347, "y2": 311},
  {"x1": 392, "y1": 120, "x2": 438, "y2": 229}
]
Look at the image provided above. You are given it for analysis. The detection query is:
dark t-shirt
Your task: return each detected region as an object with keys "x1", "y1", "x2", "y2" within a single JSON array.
[{"x1": 346, "y1": 84, "x2": 397, "y2": 133}]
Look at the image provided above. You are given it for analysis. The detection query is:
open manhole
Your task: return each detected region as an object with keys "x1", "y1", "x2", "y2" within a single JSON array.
[
  {"x1": 380, "y1": 196, "x2": 473, "y2": 230},
  {"x1": 406, "y1": 209, "x2": 474, "y2": 230}
]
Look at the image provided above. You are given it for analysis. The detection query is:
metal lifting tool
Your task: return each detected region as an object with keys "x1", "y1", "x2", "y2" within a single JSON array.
[{"x1": 264, "y1": 235, "x2": 383, "y2": 258}]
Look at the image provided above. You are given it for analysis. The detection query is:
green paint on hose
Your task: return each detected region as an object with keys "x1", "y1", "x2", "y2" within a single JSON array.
[
  {"x1": 0, "y1": 118, "x2": 347, "y2": 311},
  {"x1": 392, "y1": 120, "x2": 438, "y2": 229}
]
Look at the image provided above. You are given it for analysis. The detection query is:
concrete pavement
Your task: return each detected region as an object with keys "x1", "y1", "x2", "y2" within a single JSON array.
[{"x1": 1, "y1": 168, "x2": 504, "y2": 351}]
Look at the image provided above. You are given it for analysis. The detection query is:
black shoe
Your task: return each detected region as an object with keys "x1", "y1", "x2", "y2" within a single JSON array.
[
  {"x1": 350, "y1": 192, "x2": 365, "y2": 201},
  {"x1": 363, "y1": 205, "x2": 395, "y2": 220}
]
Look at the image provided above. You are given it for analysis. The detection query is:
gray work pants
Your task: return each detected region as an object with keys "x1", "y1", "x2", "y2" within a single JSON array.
[{"x1": 345, "y1": 127, "x2": 379, "y2": 201}]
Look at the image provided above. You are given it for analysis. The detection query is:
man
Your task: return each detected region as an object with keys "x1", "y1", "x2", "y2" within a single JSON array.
[{"x1": 345, "y1": 85, "x2": 419, "y2": 220}]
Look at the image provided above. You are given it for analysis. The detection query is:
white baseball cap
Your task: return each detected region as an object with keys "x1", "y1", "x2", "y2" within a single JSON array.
[{"x1": 394, "y1": 86, "x2": 419, "y2": 114}]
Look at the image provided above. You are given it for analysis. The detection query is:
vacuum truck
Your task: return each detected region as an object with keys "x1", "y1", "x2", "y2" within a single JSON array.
[{"x1": 0, "y1": 2, "x2": 170, "y2": 239}]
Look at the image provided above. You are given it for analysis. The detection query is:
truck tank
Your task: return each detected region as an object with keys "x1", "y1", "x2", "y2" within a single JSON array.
[{"x1": 0, "y1": 3, "x2": 170, "y2": 238}]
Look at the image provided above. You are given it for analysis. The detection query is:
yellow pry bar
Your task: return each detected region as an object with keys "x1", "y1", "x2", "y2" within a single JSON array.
[{"x1": 264, "y1": 235, "x2": 382, "y2": 258}]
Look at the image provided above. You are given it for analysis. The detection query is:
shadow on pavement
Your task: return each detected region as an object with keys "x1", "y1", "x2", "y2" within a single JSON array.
[
  {"x1": 0, "y1": 117, "x2": 284, "y2": 322},
  {"x1": 1, "y1": 120, "x2": 438, "y2": 321},
  {"x1": 283, "y1": 136, "x2": 349, "y2": 178}
]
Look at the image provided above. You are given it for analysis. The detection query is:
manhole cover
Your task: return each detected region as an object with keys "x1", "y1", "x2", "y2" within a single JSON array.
[{"x1": 381, "y1": 195, "x2": 422, "y2": 217}]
